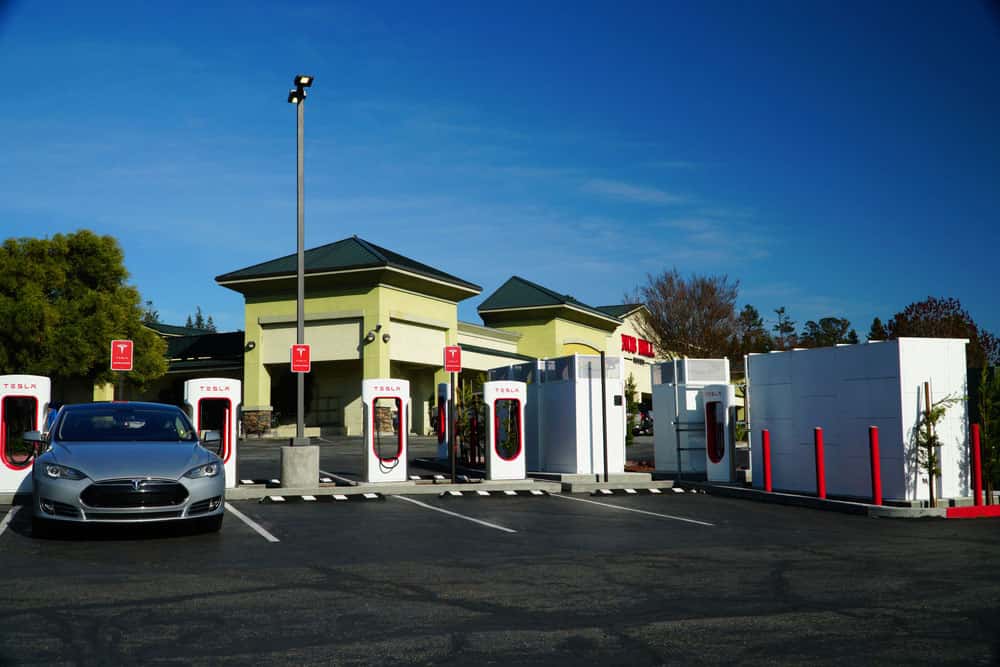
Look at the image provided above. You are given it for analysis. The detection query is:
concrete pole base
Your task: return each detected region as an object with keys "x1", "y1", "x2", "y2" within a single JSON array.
[{"x1": 280, "y1": 445, "x2": 320, "y2": 488}]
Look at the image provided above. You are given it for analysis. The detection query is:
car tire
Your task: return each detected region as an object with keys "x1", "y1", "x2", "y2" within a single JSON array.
[
  {"x1": 32, "y1": 516, "x2": 56, "y2": 539},
  {"x1": 200, "y1": 515, "x2": 223, "y2": 533}
]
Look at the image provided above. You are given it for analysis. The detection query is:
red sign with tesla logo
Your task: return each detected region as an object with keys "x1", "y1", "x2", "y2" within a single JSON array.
[
  {"x1": 444, "y1": 345, "x2": 462, "y2": 373},
  {"x1": 290, "y1": 344, "x2": 311, "y2": 373},
  {"x1": 110, "y1": 339, "x2": 134, "y2": 371}
]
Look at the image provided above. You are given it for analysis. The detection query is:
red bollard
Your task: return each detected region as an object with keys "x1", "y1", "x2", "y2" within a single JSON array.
[
  {"x1": 869, "y1": 426, "x2": 882, "y2": 506},
  {"x1": 814, "y1": 427, "x2": 826, "y2": 499},
  {"x1": 972, "y1": 424, "x2": 983, "y2": 507},
  {"x1": 762, "y1": 429, "x2": 773, "y2": 492}
]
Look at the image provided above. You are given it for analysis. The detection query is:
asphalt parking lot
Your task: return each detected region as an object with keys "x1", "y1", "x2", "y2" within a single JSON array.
[{"x1": 1, "y1": 438, "x2": 999, "y2": 666}]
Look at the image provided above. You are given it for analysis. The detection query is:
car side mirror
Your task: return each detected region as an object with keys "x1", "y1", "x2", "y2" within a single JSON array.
[
  {"x1": 23, "y1": 431, "x2": 43, "y2": 444},
  {"x1": 201, "y1": 430, "x2": 221, "y2": 445}
]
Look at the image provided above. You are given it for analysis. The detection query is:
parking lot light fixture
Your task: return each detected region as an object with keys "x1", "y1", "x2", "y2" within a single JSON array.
[{"x1": 294, "y1": 74, "x2": 313, "y2": 88}]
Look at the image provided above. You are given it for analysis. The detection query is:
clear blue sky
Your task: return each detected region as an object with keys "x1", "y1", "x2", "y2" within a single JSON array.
[{"x1": 2, "y1": 1, "x2": 998, "y2": 335}]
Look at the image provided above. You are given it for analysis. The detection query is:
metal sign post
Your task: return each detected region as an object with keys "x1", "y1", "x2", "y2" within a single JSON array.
[{"x1": 444, "y1": 346, "x2": 462, "y2": 483}]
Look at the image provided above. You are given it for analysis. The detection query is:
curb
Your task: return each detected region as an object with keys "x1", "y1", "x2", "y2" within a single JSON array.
[{"x1": 680, "y1": 482, "x2": 948, "y2": 518}]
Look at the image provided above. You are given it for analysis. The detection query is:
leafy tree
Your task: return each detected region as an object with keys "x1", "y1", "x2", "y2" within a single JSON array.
[
  {"x1": 977, "y1": 367, "x2": 1000, "y2": 505},
  {"x1": 912, "y1": 391, "x2": 962, "y2": 507},
  {"x1": 867, "y1": 317, "x2": 888, "y2": 341},
  {"x1": 799, "y1": 317, "x2": 856, "y2": 348},
  {"x1": 772, "y1": 307, "x2": 797, "y2": 351},
  {"x1": 632, "y1": 268, "x2": 739, "y2": 359},
  {"x1": 733, "y1": 304, "x2": 772, "y2": 355},
  {"x1": 887, "y1": 297, "x2": 999, "y2": 368},
  {"x1": 141, "y1": 300, "x2": 160, "y2": 325},
  {"x1": 624, "y1": 373, "x2": 638, "y2": 447},
  {"x1": 0, "y1": 231, "x2": 167, "y2": 389}
]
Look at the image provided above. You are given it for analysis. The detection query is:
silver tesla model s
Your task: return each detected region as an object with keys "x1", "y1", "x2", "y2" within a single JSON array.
[{"x1": 27, "y1": 401, "x2": 225, "y2": 537}]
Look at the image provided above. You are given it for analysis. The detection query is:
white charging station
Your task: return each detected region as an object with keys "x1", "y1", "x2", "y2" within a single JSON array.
[
  {"x1": 1, "y1": 375, "x2": 51, "y2": 494},
  {"x1": 184, "y1": 378, "x2": 241, "y2": 489},
  {"x1": 483, "y1": 381, "x2": 527, "y2": 480},
  {"x1": 652, "y1": 358, "x2": 731, "y2": 477},
  {"x1": 436, "y1": 381, "x2": 451, "y2": 460},
  {"x1": 362, "y1": 379, "x2": 409, "y2": 483},
  {"x1": 703, "y1": 383, "x2": 736, "y2": 482}
]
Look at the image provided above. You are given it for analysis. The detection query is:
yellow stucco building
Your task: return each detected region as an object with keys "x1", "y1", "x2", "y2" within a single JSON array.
[{"x1": 216, "y1": 236, "x2": 660, "y2": 436}]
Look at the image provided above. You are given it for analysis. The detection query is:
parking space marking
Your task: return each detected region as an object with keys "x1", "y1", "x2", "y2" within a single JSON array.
[
  {"x1": 225, "y1": 504, "x2": 280, "y2": 542},
  {"x1": 320, "y1": 470, "x2": 359, "y2": 486},
  {"x1": 0, "y1": 506, "x2": 20, "y2": 539},
  {"x1": 392, "y1": 495, "x2": 517, "y2": 534},
  {"x1": 550, "y1": 493, "x2": 715, "y2": 527}
]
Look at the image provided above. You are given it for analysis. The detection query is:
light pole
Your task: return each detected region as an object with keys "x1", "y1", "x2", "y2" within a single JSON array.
[
  {"x1": 280, "y1": 74, "x2": 320, "y2": 490},
  {"x1": 287, "y1": 74, "x2": 312, "y2": 447}
]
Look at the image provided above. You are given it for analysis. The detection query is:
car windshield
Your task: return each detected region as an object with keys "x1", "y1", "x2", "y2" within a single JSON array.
[{"x1": 56, "y1": 405, "x2": 198, "y2": 443}]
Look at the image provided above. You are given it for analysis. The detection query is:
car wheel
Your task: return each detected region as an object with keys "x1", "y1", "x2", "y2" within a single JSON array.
[
  {"x1": 200, "y1": 515, "x2": 223, "y2": 533},
  {"x1": 32, "y1": 516, "x2": 56, "y2": 539}
]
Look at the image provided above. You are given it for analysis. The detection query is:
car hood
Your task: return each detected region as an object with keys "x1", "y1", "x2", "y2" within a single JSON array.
[{"x1": 47, "y1": 442, "x2": 205, "y2": 481}]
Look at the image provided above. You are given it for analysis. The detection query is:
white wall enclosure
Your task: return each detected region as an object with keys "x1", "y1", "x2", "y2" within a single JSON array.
[{"x1": 747, "y1": 338, "x2": 969, "y2": 501}]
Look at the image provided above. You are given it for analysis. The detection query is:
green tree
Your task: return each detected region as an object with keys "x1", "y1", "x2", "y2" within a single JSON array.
[
  {"x1": 912, "y1": 390, "x2": 962, "y2": 507},
  {"x1": 799, "y1": 317, "x2": 855, "y2": 348},
  {"x1": 734, "y1": 304, "x2": 772, "y2": 355},
  {"x1": 624, "y1": 373, "x2": 638, "y2": 447},
  {"x1": 977, "y1": 367, "x2": 1000, "y2": 504},
  {"x1": 0, "y1": 231, "x2": 167, "y2": 389},
  {"x1": 867, "y1": 317, "x2": 888, "y2": 341},
  {"x1": 772, "y1": 307, "x2": 797, "y2": 350},
  {"x1": 141, "y1": 300, "x2": 160, "y2": 325},
  {"x1": 886, "y1": 297, "x2": 999, "y2": 368}
]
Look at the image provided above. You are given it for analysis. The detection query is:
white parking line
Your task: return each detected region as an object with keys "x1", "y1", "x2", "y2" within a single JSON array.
[
  {"x1": 320, "y1": 470, "x2": 358, "y2": 486},
  {"x1": 550, "y1": 494, "x2": 715, "y2": 527},
  {"x1": 0, "y1": 506, "x2": 20, "y2": 538},
  {"x1": 392, "y1": 495, "x2": 517, "y2": 534},
  {"x1": 225, "y1": 504, "x2": 280, "y2": 542}
]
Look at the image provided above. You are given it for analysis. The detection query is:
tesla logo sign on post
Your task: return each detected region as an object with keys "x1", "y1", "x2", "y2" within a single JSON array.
[
  {"x1": 110, "y1": 339, "x2": 134, "y2": 371},
  {"x1": 290, "y1": 344, "x2": 311, "y2": 373},
  {"x1": 444, "y1": 345, "x2": 462, "y2": 373}
]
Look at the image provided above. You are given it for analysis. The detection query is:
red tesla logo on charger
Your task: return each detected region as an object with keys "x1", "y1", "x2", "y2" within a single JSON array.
[
  {"x1": 291, "y1": 344, "x2": 311, "y2": 373},
  {"x1": 110, "y1": 339, "x2": 133, "y2": 371},
  {"x1": 444, "y1": 345, "x2": 462, "y2": 373}
]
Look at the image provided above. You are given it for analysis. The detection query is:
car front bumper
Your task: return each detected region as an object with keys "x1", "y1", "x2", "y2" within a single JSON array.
[{"x1": 32, "y1": 472, "x2": 225, "y2": 523}]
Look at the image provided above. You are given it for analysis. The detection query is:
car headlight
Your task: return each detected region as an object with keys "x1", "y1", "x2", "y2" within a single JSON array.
[
  {"x1": 44, "y1": 464, "x2": 86, "y2": 480},
  {"x1": 184, "y1": 462, "x2": 220, "y2": 479}
]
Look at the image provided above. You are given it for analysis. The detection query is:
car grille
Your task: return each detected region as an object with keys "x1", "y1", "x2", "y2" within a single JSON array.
[
  {"x1": 188, "y1": 496, "x2": 222, "y2": 515},
  {"x1": 85, "y1": 510, "x2": 184, "y2": 521},
  {"x1": 80, "y1": 480, "x2": 188, "y2": 508}
]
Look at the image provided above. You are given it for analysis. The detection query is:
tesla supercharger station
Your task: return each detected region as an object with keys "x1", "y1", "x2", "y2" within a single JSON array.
[
  {"x1": 651, "y1": 358, "x2": 731, "y2": 477},
  {"x1": 703, "y1": 383, "x2": 736, "y2": 482},
  {"x1": 0, "y1": 375, "x2": 51, "y2": 494},
  {"x1": 184, "y1": 378, "x2": 241, "y2": 489},
  {"x1": 483, "y1": 381, "x2": 527, "y2": 480},
  {"x1": 362, "y1": 379, "x2": 410, "y2": 483},
  {"x1": 436, "y1": 382, "x2": 451, "y2": 460}
]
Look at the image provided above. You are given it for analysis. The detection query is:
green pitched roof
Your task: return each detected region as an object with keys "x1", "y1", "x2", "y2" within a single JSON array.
[
  {"x1": 145, "y1": 322, "x2": 213, "y2": 337},
  {"x1": 595, "y1": 303, "x2": 645, "y2": 319},
  {"x1": 478, "y1": 276, "x2": 621, "y2": 325},
  {"x1": 215, "y1": 235, "x2": 481, "y2": 292}
]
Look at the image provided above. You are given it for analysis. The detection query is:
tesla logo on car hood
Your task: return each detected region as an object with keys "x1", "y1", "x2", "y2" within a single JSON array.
[{"x1": 131, "y1": 479, "x2": 145, "y2": 490}]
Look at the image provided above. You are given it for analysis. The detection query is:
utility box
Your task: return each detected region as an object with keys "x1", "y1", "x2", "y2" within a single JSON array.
[
  {"x1": 747, "y1": 338, "x2": 969, "y2": 501},
  {"x1": 651, "y1": 359, "x2": 731, "y2": 477},
  {"x1": 489, "y1": 356, "x2": 625, "y2": 475}
]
